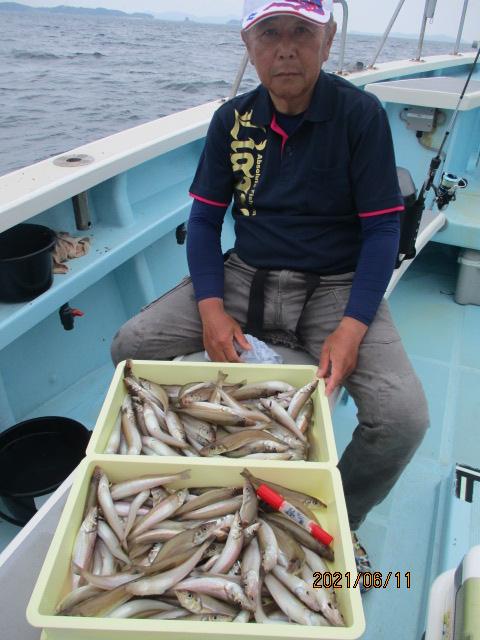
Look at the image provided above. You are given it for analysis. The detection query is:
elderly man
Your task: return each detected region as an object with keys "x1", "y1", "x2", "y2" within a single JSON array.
[{"x1": 111, "y1": 0, "x2": 429, "y2": 583}]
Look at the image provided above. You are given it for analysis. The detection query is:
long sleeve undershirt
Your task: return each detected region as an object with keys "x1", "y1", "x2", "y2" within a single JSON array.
[{"x1": 186, "y1": 198, "x2": 400, "y2": 326}]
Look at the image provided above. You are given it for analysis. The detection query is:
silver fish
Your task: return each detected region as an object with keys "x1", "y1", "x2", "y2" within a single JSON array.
[
  {"x1": 121, "y1": 395, "x2": 143, "y2": 455},
  {"x1": 184, "y1": 434, "x2": 202, "y2": 453},
  {"x1": 114, "y1": 501, "x2": 149, "y2": 518},
  {"x1": 239, "y1": 478, "x2": 257, "y2": 527},
  {"x1": 242, "y1": 538, "x2": 261, "y2": 602},
  {"x1": 131, "y1": 397, "x2": 150, "y2": 436},
  {"x1": 64, "y1": 584, "x2": 131, "y2": 617},
  {"x1": 110, "y1": 471, "x2": 190, "y2": 500},
  {"x1": 97, "y1": 520, "x2": 130, "y2": 565},
  {"x1": 175, "y1": 590, "x2": 237, "y2": 616},
  {"x1": 198, "y1": 554, "x2": 221, "y2": 572},
  {"x1": 129, "y1": 489, "x2": 189, "y2": 537},
  {"x1": 301, "y1": 564, "x2": 344, "y2": 626},
  {"x1": 97, "y1": 472, "x2": 125, "y2": 546},
  {"x1": 296, "y1": 399, "x2": 314, "y2": 434},
  {"x1": 142, "y1": 445, "x2": 159, "y2": 456},
  {"x1": 260, "y1": 398, "x2": 307, "y2": 443},
  {"x1": 107, "y1": 598, "x2": 175, "y2": 618},
  {"x1": 139, "y1": 378, "x2": 170, "y2": 411},
  {"x1": 219, "y1": 388, "x2": 271, "y2": 424},
  {"x1": 264, "y1": 574, "x2": 328, "y2": 626},
  {"x1": 179, "y1": 402, "x2": 255, "y2": 426},
  {"x1": 152, "y1": 520, "x2": 229, "y2": 566},
  {"x1": 141, "y1": 400, "x2": 168, "y2": 440},
  {"x1": 243, "y1": 453, "x2": 292, "y2": 460},
  {"x1": 178, "y1": 496, "x2": 243, "y2": 520},
  {"x1": 71, "y1": 506, "x2": 98, "y2": 589},
  {"x1": 182, "y1": 414, "x2": 216, "y2": 446},
  {"x1": 232, "y1": 381, "x2": 295, "y2": 401},
  {"x1": 234, "y1": 610, "x2": 251, "y2": 623},
  {"x1": 200, "y1": 429, "x2": 287, "y2": 457},
  {"x1": 272, "y1": 564, "x2": 320, "y2": 612},
  {"x1": 148, "y1": 609, "x2": 191, "y2": 620},
  {"x1": 141, "y1": 435, "x2": 180, "y2": 457},
  {"x1": 174, "y1": 576, "x2": 255, "y2": 612},
  {"x1": 243, "y1": 522, "x2": 261, "y2": 546},
  {"x1": 104, "y1": 415, "x2": 122, "y2": 454},
  {"x1": 266, "y1": 512, "x2": 334, "y2": 562},
  {"x1": 178, "y1": 381, "x2": 216, "y2": 406},
  {"x1": 240, "y1": 469, "x2": 326, "y2": 508},
  {"x1": 127, "y1": 539, "x2": 212, "y2": 596},
  {"x1": 257, "y1": 518, "x2": 278, "y2": 573},
  {"x1": 175, "y1": 487, "x2": 242, "y2": 517},
  {"x1": 208, "y1": 371, "x2": 228, "y2": 404},
  {"x1": 209, "y1": 512, "x2": 244, "y2": 574},
  {"x1": 225, "y1": 438, "x2": 290, "y2": 457},
  {"x1": 97, "y1": 539, "x2": 116, "y2": 576},
  {"x1": 270, "y1": 522, "x2": 305, "y2": 574},
  {"x1": 83, "y1": 467, "x2": 102, "y2": 518},
  {"x1": 267, "y1": 422, "x2": 306, "y2": 450},
  {"x1": 131, "y1": 527, "x2": 186, "y2": 545},
  {"x1": 55, "y1": 585, "x2": 102, "y2": 614},
  {"x1": 165, "y1": 410, "x2": 187, "y2": 443},
  {"x1": 75, "y1": 565, "x2": 144, "y2": 591},
  {"x1": 287, "y1": 379, "x2": 319, "y2": 420},
  {"x1": 122, "y1": 489, "x2": 150, "y2": 542}
]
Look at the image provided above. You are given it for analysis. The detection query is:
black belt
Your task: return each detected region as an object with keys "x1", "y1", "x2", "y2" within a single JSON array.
[{"x1": 245, "y1": 269, "x2": 320, "y2": 347}]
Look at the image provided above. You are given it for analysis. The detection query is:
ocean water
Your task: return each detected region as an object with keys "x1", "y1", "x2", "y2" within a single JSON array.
[{"x1": 0, "y1": 11, "x2": 469, "y2": 177}]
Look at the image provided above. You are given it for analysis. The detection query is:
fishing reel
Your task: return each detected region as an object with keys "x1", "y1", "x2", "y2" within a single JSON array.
[{"x1": 434, "y1": 172, "x2": 468, "y2": 211}]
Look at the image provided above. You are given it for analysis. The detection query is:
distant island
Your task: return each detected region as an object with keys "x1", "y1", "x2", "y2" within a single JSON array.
[
  {"x1": 0, "y1": 2, "x2": 153, "y2": 19},
  {"x1": 0, "y1": 3, "x2": 471, "y2": 42}
]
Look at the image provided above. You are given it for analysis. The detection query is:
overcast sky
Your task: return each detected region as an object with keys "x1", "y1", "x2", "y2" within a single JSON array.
[{"x1": 12, "y1": 1, "x2": 480, "y2": 41}]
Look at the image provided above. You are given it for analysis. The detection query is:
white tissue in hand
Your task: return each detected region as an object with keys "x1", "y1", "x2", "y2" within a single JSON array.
[{"x1": 204, "y1": 334, "x2": 283, "y2": 364}]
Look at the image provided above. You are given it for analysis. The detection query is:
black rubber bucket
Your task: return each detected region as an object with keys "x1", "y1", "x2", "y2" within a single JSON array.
[
  {"x1": 0, "y1": 223, "x2": 56, "y2": 302},
  {"x1": 0, "y1": 417, "x2": 90, "y2": 526}
]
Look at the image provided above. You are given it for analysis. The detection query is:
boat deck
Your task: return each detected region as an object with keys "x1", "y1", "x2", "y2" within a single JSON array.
[
  {"x1": 334, "y1": 241, "x2": 480, "y2": 638},
  {"x1": 0, "y1": 241, "x2": 479, "y2": 638}
]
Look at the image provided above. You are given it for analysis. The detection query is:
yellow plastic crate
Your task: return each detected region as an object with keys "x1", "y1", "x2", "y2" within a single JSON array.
[
  {"x1": 86, "y1": 360, "x2": 338, "y2": 464},
  {"x1": 27, "y1": 457, "x2": 365, "y2": 640}
]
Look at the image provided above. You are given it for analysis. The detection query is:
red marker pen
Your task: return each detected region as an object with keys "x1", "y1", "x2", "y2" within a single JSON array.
[{"x1": 256, "y1": 483, "x2": 333, "y2": 547}]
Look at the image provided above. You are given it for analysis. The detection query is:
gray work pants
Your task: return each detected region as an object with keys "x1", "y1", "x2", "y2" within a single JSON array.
[{"x1": 111, "y1": 252, "x2": 429, "y2": 530}]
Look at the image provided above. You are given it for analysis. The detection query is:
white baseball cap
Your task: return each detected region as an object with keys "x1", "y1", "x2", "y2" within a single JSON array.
[{"x1": 242, "y1": 0, "x2": 333, "y2": 31}]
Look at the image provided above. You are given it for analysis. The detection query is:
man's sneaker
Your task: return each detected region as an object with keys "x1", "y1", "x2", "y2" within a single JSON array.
[{"x1": 351, "y1": 532, "x2": 372, "y2": 593}]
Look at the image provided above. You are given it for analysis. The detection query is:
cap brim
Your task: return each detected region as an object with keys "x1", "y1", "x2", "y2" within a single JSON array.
[{"x1": 242, "y1": 9, "x2": 331, "y2": 31}]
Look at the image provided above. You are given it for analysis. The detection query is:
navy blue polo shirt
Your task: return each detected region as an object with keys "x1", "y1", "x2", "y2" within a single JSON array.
[{"x1": 189, "y1": 70, "x2": 404, "y2": 275}]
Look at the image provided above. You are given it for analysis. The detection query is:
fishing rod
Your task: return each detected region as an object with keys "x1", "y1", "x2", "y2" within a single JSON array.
[{"x1": 398, "y1": 47, "x2": 480, "y2": 264}]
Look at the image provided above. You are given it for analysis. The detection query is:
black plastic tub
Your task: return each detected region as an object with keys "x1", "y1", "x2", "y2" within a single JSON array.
[
  {"x1": 0, "y1": 417, "x2": 90, "y2": 526},
  {"x1": 0, "y1": 223, "x2": 56, "y2": 302}
]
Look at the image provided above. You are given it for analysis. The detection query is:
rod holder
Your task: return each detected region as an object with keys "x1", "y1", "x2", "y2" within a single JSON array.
[{"x1": 72, "y1": 192, "x2": 92, "y2": 231}]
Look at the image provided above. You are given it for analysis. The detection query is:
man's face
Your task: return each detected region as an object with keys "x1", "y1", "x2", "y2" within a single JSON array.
[{"x1": 242, "y1": 15, "x2": 336, "y2": 108}]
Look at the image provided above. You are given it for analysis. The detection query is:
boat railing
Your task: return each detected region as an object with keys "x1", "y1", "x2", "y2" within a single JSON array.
[
  {"x1": 333, "y1": 0, "x2": 349, "y2": 74},
  {"x1": 370, "y1": 0, "x2": 472, "y2": 68},
  {"x1": 454, "y1": 0, "x2": 470, "y2": 56}
]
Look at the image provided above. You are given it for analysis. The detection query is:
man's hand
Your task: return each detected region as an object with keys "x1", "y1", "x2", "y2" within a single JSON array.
[
  {"x1": 317, "y1": 317, "x2": 368, "y2": 396},
  {"x1": 198, "y1": 298, "x2": 251, "y2": 363}
]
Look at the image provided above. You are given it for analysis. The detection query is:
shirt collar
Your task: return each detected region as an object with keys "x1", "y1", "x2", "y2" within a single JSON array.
[{"x1": 250, "y1": 70, "x2": 335, "y2": 127}]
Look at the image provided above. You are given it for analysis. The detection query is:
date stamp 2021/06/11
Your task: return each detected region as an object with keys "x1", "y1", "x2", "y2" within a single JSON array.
[{"x1": 313, "y1": 571, "x2": 412, "y2": 590}]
